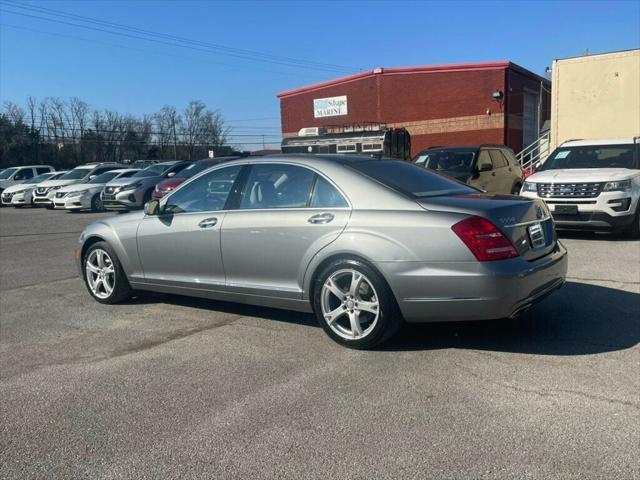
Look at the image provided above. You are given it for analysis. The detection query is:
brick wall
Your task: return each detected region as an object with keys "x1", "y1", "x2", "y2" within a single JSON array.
[{"x1": 279, "y1": 64, "x2": 550, "y2": 156}]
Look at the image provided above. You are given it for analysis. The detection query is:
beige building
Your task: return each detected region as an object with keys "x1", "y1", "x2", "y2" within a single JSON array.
[{"x1": 551, "y1": 49, "x2": 640, "y2": 149}]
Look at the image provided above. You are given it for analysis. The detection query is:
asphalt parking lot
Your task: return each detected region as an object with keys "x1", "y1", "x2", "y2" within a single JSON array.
[{"x1": 0, "y1": 206, "x2": 638, "y2": 479}]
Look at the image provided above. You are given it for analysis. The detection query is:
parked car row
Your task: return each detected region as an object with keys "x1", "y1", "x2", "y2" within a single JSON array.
[{"x1": 0, "y1": 157, "x2": 240, "y2": 212}]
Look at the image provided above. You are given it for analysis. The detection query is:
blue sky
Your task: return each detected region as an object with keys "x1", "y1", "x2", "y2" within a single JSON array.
[{"x1": 1, "y1": 0, "x2": 639, "y2": 147}]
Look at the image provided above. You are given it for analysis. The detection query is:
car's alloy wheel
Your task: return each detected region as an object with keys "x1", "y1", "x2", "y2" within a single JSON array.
[
  {"x1": 314, "y1": 259, "x2": 402, "y2": 349},
  {"x1": 85, "y1": 249, "x2": 116, "y2": 299},
  {"x1": 321, "y1": 269, "x2": 380, "y2": 341},
  {"x1": 83, "y1": 241, "x2": 133, "y2": 304}
]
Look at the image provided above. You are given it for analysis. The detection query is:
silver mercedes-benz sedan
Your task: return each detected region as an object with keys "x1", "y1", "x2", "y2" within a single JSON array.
[{"x1": 75, "y1": 155, "x2": 568, "y2": 348}]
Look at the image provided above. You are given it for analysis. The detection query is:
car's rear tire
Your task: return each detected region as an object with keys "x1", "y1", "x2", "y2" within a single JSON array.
[
  {"x1": 90, "y1": 193, "x2": 103, "y2": 212},
  {"x1": 83, "y1": 241, "x2": 133, "y2": 304},
  {"x1": 313, "y1": 258, "x2": 402, "y2": 349}
]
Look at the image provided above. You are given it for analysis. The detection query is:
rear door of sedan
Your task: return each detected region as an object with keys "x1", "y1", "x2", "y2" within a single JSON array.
[{"x1": 220, "y1": 162, "x2": 351, "y2": 299}]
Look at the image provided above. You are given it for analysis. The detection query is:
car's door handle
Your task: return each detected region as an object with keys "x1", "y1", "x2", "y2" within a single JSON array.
[
  {"x1": 307, "y1": 212, "x2": 335, "y2": 224},
  {"x1": 198, "y1": 217, "x2": 218, "y2": 228}
]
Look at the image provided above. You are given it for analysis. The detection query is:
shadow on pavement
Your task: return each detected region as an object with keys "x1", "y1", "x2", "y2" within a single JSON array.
[
  {"x1": 130, "y1": 281, "x2": 639, "y2": 356},
  {"x1": 384, "y1": 281, "x2": 639, "y2": 355}
]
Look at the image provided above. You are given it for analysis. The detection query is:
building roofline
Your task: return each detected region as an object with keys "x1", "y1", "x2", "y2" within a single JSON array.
[
  {"x1": 277, "y1": 61, "x2": 547, "y2": 98},
  {"x1": 554, "y1": 48, "x2": 639, "y2": 62}
]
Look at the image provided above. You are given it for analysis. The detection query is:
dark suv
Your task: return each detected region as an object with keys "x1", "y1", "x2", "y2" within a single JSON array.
[{"x1": 414, "y1": 145, "x2": 524, "y2": 195}]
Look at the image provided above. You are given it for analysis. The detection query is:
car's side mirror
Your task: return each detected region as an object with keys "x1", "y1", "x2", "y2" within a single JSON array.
[
  {"x1": 534, "y1": 161, "x2": 542, "y2": 170},
  {"x1": 167, "y1": 172, "x2": 176, "y2": 177},
  {"x1": 144, "y1": 200, "x2": 160, "y2": 216},
  {"x1": 478, "y1": 163, "x2": 493, "y2": 172},
  {"x1": 89, "y1": 175, "x2": 96, "y2": 179}
]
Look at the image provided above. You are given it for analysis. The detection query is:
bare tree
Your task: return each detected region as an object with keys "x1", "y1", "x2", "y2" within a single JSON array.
[{"x1": 3, "y1": 101, "x2": 25, "y2": 124}]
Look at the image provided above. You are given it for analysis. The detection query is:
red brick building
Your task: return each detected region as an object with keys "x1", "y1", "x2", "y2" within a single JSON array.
[{"x1": 277, "y1": 61, "x2": 550, "y2": 157}]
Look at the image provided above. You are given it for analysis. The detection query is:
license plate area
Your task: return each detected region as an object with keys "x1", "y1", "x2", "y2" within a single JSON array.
[
  {"x1": 528, "y1": 222, "x2": 546, "y2": 249},
  {"x1": 554, "y1": 204, "x2": 578, "y2": 215}
]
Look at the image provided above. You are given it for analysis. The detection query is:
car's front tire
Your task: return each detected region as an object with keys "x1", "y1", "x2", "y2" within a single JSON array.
[
  {"x1": 90, "y1": 193, "x2": 103, "y2": 212},
  {"x1": 623, "y1": 206, "x2": 640, "y2": 238},
  {"x1": 83, "y1": 241, "x2": 133, "y2": 304},
  {"x1": 313, "y1": 258, "x2": 402, "y2": 349}
]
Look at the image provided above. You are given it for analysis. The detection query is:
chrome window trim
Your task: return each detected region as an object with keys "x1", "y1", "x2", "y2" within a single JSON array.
[{"x1": 162, "y1": 160, "x2": 353, "y2": 211}]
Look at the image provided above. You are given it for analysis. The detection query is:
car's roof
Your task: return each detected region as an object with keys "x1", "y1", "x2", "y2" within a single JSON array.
[
  {"x1": 422, "y1": 144, "x2": 509, "y2": 151},
  {"x1": 561, "y1": 138, "x2": 638, "y2": 147},
  {"x1": 111, "y1": 168, "x2": 138, "y2": 173},
  {"x1": 7, "y1": 165, "x2": 53, "y2": 168}
]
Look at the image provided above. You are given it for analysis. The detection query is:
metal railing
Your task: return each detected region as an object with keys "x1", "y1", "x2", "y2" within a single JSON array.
[{"x1": 516, "y1": 130, "x2": 551, "y2": 173}]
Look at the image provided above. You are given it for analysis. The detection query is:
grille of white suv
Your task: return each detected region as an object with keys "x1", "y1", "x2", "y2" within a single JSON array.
[{"x1": 536, "y1": 182, "x2": 604, "y2": 198}]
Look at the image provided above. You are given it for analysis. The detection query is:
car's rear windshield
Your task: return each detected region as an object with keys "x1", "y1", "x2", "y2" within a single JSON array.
[
  {"x1": 414, "y1": 149, "x2": 476, "y2": 173},
  {"x1": 60, "y1": 168, "x2": 92, "y2": 180},
  {"x1": 349, "y1": 160, "x2": 475, "y2": 198},
  {"x1": 132, "y1": 164, "x2": 171, "y2": 177},
  {"x1": 541, "y1": 144, "x2": 638, "y2": 170}
]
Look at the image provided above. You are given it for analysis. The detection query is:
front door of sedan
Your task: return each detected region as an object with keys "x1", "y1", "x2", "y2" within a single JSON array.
[
  {"x1": 136, "y1": 165, "x2": 243, "y2": 290},
  {"x1": 221, "y1": 163, "x2": 350, "y2": 299}
]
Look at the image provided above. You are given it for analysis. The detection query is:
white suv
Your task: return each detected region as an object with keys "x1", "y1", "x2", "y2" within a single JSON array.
[{"x1": 520, "y1": 138, "x2": 639, "y2": 236}]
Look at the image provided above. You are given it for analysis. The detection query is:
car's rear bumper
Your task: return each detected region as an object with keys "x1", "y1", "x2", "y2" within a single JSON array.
[{"x1": 378, "y1": 241, "x2": 568, "y2": 323}]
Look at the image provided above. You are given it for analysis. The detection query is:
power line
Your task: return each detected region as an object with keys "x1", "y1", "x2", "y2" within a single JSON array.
[
  {"x1": 3, "y1": 0, "x2": 355, "y2": 71},
  {"x1": 0, "y1": 1, "x2": 357, "y2": 74},
  {"x1": 0, "y1": 23, "x2": 323, "y2": 80}
]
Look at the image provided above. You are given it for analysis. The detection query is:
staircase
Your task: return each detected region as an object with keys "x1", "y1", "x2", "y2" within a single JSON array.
[{"x1": 516, "y1": 130, "x2": 551, "y2": 173}]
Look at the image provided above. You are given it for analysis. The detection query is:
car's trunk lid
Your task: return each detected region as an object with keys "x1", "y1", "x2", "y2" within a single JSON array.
[{"x1": 418, "y1": 193, "x2": 556, "y2": 261}]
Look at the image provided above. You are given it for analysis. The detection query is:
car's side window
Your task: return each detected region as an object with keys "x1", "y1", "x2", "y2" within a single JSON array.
[
  {"x1": 489, "y1": 150, "x2": 508, "y2": 168},
  {"x1": 36, "y1": 167, "x2": 50, "y2": 175},
  {"x1": 14, "y1": 168, "x2": 34, "y2": 180},
  {"x1": 239, "y1": 164, "x2": 315, "y2": 210},
  {"x1": 310, "y1": 176, "x2": 348, "y2": 208},
  {"x1": 163, "y1": 165, "x2": 242, "y2": 214},
  {"x1": 502, "y1": 149, "x2": 518, "y2": 166},
  {"x1": 477, "y1": 150, "x2": 493, "y2": 170}
]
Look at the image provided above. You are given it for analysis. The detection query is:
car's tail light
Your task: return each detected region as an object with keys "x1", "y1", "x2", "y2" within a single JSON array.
[{"x1": 451, "y1": 216, "x2": 518, "y2": 261}]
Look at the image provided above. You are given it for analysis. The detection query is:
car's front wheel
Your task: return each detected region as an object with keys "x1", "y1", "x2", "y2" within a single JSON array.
[
  {"x1": 313, "y1": 258, "x2": 402, "y2": 349},
  {"x1": 83, "y1": 241, "x2": 133, "y2": 304},
  {"x1": 90, "y1": 193, "x2": 103, "y2": 212}
]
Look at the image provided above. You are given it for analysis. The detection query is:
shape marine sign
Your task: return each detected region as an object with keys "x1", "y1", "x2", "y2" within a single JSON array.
[{"x1": 313, "y1": 95, "x2": 348, "y2": 118}]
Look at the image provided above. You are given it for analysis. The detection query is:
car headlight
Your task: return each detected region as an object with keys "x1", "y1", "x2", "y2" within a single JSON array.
[
  {"x1": 65, "y1": 191, "x2": 86, "y2": 198},
  {"x1": 603, "y1": 180, "x2": 631, "y2": 192},
  {"x1": 522, "y1": 182, "x2": 537, "y2": 192},
  {"x1": 118, "y1": 182, "x2": 141, "y2": 192}
]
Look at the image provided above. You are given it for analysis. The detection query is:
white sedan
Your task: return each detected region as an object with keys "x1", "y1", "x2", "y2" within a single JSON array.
[
  {"x1": 1, "y1": 171, "x2": 66, "y2": 207},
  {"x1": 54, "y1": 169, "x2": 139, "y2": 212}
]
